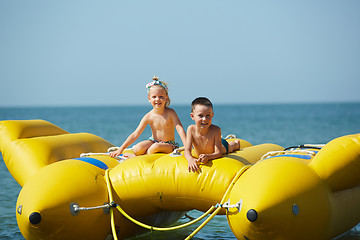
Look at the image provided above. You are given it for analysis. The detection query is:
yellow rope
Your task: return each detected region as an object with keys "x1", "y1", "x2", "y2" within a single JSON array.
[
  {"x1": 115, "y1": 204, "x2": 216, "y2": 231},
  {"x1": 105, "y1": 169, "x2": 118, "y2": 240},
  {"x1": 185, "y1": 164, "x2": 251, "y2": 240},
  {"x1": 105, "y1": 164, "x2": 251, "y2": 239},
  {"x1": 105, "y1": 169, "x2": 216, "y2": 234}
]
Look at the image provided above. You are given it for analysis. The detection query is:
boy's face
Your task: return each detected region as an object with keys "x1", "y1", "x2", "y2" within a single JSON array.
[{"x1": 191, "y1": 104, "x2": 214, "y2": 129}]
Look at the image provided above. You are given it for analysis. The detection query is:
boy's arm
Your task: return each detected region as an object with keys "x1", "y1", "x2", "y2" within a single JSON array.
[{"x1": 184, "y1": 126, "x2": 199, "y2": 172}]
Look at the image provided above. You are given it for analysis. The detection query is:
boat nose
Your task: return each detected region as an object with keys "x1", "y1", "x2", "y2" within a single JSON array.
[{"x1": 29, "y1": 212, "x2": 42, "y2": 224}]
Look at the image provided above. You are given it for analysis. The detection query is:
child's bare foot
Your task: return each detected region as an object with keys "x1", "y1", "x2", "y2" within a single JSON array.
[
  {"x1": 235, "y1": 139, "x2": 240, "y2": 151},
  {"x1": 123, "y1": 153, "x2": 135, "y2": 158},
  {"x1": 228, "y1": 139, "x2": 241, "y2": 153}
]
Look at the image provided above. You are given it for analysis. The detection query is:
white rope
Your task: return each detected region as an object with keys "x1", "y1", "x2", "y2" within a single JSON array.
[
  {"x1": 303, "y1": 144, "x2": 325, "y2": 148},
  {"x1": 215, "y1": 199, "x2": 243, "y2": 212},
  {"x1": 80, "y1": 152, "x2": 127, "y2": 162},
  {"x1": 170, "y1": 147, "x2": 185, "y2": 157},
  {"x1": 80, "y1": 152, "x2": 108, "y2": 157},
  {"x1": 260, "y1": 149, "x2": 317, "y2": 161},
  {"x1": 80, "y1": 146, "x2": 135, "y2": 162},
  {"x1": 224, "y1": 134, "x2": 237, "y2": 139},
  {"x1": 107, "y1": 146, "x2": 133, "y2": 152}
]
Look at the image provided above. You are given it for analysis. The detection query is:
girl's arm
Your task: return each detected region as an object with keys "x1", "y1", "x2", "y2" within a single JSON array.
[
  {"x1": 171, "y1": 110, "x2": 187, "y2": 146},
  {"x1": 109, "y1": 113, "x2": 149, "y2": 157},
  {"x1": 184, "y1": 126, "x2": 199, "y2": 172}
]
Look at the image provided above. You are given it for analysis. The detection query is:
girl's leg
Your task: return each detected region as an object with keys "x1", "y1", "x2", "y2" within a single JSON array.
[
  {"x1": 147, "y1": 143, "x2": 174, "y2": 155},
  {"x1": 133, "y1": 140, "x2": 154, "y2": 155}
]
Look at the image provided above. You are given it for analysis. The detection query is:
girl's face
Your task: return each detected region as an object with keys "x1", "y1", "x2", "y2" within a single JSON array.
[
  {"x1": 148, "y1": 86, "x2": 168, "y2": 109},
  {"x1": 191, "y1": 104, "x2": 214, "y2": 129}
]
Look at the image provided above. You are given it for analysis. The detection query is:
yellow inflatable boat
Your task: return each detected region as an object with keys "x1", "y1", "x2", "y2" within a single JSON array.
[{"x1": 0, "y1": 119, "x2": 360, "y2": 240}]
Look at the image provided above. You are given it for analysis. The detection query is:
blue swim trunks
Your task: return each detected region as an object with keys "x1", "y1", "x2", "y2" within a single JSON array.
[
  {"x1": 148, "y1": 137, "x2": 179, "y2": 150},
  {"x1": 221, "y1": 138, "x2": 229, "y2": 154}
]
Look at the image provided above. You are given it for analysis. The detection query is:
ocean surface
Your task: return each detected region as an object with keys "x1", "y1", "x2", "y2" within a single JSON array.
[{"x1": 1, "y1": 103, "x2": 360, "y2": 240}]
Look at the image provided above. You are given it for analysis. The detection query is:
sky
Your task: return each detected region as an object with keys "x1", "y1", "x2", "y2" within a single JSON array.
[{"x1": 1, "y1": 1, "x2": 360, "y2": 107}]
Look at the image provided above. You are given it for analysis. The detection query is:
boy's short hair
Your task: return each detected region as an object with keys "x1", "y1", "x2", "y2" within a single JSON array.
[{"x1": 191, "y1": 97, "x2": 213, "y2": 112}]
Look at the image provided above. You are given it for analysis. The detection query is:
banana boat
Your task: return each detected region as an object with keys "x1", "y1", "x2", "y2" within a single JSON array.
[
  {"x1": 227, "y1": 133, "x2": 360, "y2": 240},
  {"x1": 1, "y1": 119, "x2": 360, "y2": 240}
]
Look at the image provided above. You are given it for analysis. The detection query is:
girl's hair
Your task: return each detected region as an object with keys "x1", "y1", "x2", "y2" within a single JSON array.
[
  {"x1": 146, "y1": 76, "x2": 171, "y2": 107},
  {"x1": 191, "y1": 97, "x2": 213, "y2": 112}
]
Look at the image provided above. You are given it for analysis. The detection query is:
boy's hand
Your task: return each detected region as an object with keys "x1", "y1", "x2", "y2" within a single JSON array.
[
  {"x1": 198, "y1": 154, "x2": 209, "y2": 164},
  {"x1": 188, "y1": 158, "x2": 199, "y2": 173}
]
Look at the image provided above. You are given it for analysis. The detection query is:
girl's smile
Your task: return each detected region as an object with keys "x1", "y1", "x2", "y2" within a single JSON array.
[{"x1": 148, "y1": 86, "x2": 168, "y2": 109}]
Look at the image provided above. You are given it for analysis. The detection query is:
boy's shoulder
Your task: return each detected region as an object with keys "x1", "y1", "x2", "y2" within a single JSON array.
[
  {"x1": 209, "y1": 124, "x2": 221, "y2": 131},
  {"x1": 187, "y1": 124, "x2": 220, "y2": 135},
  {"x1": 207, "y1": 124, "x2": 221, "y2": 136}
]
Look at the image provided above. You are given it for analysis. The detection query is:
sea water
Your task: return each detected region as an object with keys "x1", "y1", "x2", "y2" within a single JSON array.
[{"x1": 1, "y1": 103, "x2": 360, "y2": 240}]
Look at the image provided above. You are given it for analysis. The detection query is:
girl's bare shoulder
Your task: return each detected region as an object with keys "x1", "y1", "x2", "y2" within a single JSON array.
[
  {"x1": 187, "y1": 124, "x2": 197, "y2": 133},
  {"x1": 165, "y1": 107, "x2": 176, "y2": 114},
  {"x1": 142, "y1": 110, "x2": 154, "y2": 120},
  {"x1": 165, "y1": 107, "x2": 180, "y2": 118}
]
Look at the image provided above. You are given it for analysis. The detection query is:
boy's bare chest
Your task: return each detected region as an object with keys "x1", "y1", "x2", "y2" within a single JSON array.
[{"x1": 195, "y1": 132, "x2": 215, "y2": 151}]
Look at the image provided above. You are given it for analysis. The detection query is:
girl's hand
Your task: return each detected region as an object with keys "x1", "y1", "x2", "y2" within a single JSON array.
[
  {"x1": 188, "y1": 158, "x2": 200, "y2": 173},
  {"x1": 198, "y1": 154, "x2": 209, "y2": 164},
  {"x1": 109, "y1": 149, "x2": 122, "y2": 158}
]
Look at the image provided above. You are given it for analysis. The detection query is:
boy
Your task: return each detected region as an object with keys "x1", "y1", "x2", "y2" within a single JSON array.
[{"x1": 184, "y1": 97, "x2": 240, "y2": 172}]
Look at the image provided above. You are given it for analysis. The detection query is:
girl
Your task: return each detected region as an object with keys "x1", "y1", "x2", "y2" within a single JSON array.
[{"x1": 109, "y1": 76, "x2": 186, "y2": 158}]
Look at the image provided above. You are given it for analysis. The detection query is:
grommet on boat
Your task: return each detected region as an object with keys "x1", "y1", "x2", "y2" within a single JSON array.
[
  {"x1": 29, "y1": 212, "x2": 41, "y2": 225},
  {"x1": 246, "y1": 209, "x2": 258, "y2": 222}
]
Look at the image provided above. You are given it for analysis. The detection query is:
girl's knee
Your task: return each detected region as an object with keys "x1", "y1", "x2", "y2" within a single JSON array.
[
  {"x1": 132, "y1": 145, "x2": 143, "y2": 155},
  {"x1": 147, "y1": 144, "x2": 161, "y2": 154},
  {"x1": 147, "y1": 143, "x2": 173, "y2": 155},
  {"x1": 146, "y1": 147, "x2": 156, "y2": 155},
  {"x1": 133, "y1": 142, "x2": 150, "y2": 155}
]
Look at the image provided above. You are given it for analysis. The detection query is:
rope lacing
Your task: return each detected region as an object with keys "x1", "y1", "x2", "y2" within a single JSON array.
[
  {"x1": 224, "y1": 134, "x2": 237, "y2": 139},
  {"x1": 260, "y1": 149, "x2": 317, "y2": 161},
  {"x1": 80, "y1": 152, "x2": 127, "y2": 162}
]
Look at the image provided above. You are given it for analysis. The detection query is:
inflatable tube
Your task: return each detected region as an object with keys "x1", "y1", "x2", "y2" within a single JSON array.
[
  {"x1": 0, "y1": 120, "x2": 114, "y2": 186},
  {"x1": 227, "y1": 134, "x2": 360, "y2": 240},
  {"x1": 109, "y1": 143, "x2": 281, "y2": 217},
  {"x1": 0, "y1": 120, "x2": 282, "y2": 239},
  {"x1": 2, "y1": 120, "x2": 360, "y2": 240}
]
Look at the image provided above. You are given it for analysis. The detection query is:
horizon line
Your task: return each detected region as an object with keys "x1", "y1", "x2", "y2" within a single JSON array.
[{"x1": 0, "y1": 100, "x2": 359, "y2": 109}]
